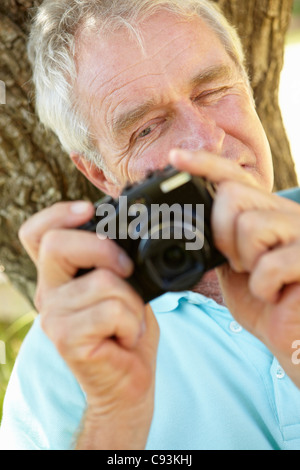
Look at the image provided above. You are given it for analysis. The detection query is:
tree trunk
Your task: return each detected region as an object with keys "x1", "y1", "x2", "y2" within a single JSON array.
[
  {"x1": 214, "y1": 0, "x2": 298, "y2": 190},
  {"x1": 0, "y1": 0, "x2": 297, "y2": 304},
  {"x1": 0, "y1": 0, "x2": 100, "y2": 303}
]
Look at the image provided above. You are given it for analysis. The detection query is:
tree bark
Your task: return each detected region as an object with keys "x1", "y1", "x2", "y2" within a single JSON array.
[
  {"x1": 0, "y1": 0, "x2": 99, "y2": 303},
  {"x1": 0, "y1": 0, "x2": 297, "y2": 304},
  {"x1": 214, "y1": 0, "x2": 298, "y2": 190}
]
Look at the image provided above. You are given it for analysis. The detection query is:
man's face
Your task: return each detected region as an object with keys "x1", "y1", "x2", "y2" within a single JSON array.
[{"x1": 75, "y1": 10, "x2": 274, "y2": 195}]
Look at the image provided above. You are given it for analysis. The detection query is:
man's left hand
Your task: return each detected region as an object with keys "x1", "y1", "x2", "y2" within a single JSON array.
[{"x1": 170, "y1": 149, "x2": 300, "y2": 388}]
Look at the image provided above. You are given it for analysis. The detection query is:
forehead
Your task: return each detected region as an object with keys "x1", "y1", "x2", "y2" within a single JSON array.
[{"x1": 75, "y1": 10, "x2": 234, "y2": 122}]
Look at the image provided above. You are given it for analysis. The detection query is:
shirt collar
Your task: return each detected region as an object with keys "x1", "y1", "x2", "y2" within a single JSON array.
[
  {"x1": 150, "y1": 290, "x2": 229, "y2": 314},
  {"x1": 150, "y1": 291, "x2": 188, "y2": 313}
]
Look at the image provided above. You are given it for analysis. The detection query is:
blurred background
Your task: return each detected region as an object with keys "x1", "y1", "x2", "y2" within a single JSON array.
[
  {"x1": 0, "y1": 1, "x2": 300, "y2": 420},
  {"x1": 280, "y1": 0, "x2": 300, "y2": 176}
]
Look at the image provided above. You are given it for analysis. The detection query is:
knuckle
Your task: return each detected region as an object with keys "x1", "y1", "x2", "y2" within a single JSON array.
[
  {"x1": 96, "y1": 239, "x2": 124, "y2": 270},
  {"x1": 103, "y1": 269, "x2": 118, "y2": 289},
  {"x1": 18, "y1": 220, "x2": 31, "y2": 246},
  {"x1": 257, "y1": 253, "x2": 281, "y2": 277},
  {"x1": 40, "y1": 229, "x2": 62, "y2": 255},
  {"x1": 249, "y1": 274, "x2": 268, "y2": 302},
  {"x1": 218, "y1": 180, "x2": 240, "y2": 199},
  {"x1": 249, "y1": 254, "x2": 281, "y2": 300},
  {"x1": 237, "y1": 211, "x2": 255, "y2": 239},
  {"x1": 249, "y1": 273, "x2": 262, "y2": 298},
  {"x1": 111, "y1": 298, "x2": 125, "y2": 321},
  {"x1": 109, "y1": 299, "x2": 125, "y2": 323},
  {"x1": 92, "y1": 268, "x2": 117, "y2": 291}
]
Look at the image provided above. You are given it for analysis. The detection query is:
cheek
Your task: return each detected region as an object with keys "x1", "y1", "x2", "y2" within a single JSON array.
[
  {"x1": 217, "y1": 100, "x2": 274, "y2": 190},
  {"x1": 238, "y1": 117, "x2": 274, "y2": 189}
]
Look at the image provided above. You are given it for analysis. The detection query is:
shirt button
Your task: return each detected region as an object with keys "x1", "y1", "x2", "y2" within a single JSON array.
[
  {"x1": 276, "y1": 367, "x2": 285, "y2": 379},
  {"x1": 229, "y1": 321, "x2": 243, "y2": 334}
]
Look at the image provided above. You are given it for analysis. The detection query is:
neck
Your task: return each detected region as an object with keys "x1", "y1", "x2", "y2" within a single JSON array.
[{"x1": 192, "y1": 270, "x2": 225, "y2": 306}]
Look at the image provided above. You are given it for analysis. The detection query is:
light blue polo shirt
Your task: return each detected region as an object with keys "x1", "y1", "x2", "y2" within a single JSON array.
[
  {"x1": 1, "y1": 188, "x2": 300, "y2": 450},
  {"x1": 1, "y1": 290, "x2": 300, "y2": 450}
]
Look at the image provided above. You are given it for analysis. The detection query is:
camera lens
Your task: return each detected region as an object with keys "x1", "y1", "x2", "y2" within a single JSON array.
[
  {"x1": 136, "y1": 219, "x2": 208, "y2": 292},
  {"x1": 163, "y1": 245, "x2": 186, "y2": 270}
]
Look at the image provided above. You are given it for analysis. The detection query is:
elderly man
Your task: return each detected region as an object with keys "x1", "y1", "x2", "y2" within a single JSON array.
[{"x1": 1, "y1": 0, "x2": 300, "y2": 450}]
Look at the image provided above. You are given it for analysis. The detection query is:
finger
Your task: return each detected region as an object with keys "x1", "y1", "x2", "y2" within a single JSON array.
[
  {"x1": 211, "y1": 180, "x2": 300, "y2": 271},
  {"x1": 236, "y1": 210, "x2": 300, "y2": 272},
  {"x1": 41, "y1": 268, "x2": 144, "y2": 320},
  {"x1": 42, "y1": 298, "x2": 145, "y2": 356},
  {"x1": 37, "y1": 229, "x2": 134, "y2": 289},
  {"x1": 81, "y1": 300, "x2": 144, "y2": 351},
  {"x1": 141, "y1": 303, "x2": 160, "y2": 360},
  {"x1": 169, "y1": 149, "x2": 259, "y2": 187},
  {"x1": 211, "y1": 182, "x2": 280, "y2": 270},
  {"x1": 18, "y1": 201, "x2": 95, "y2": 265},
  {"x1": 249, "y1": 242, "x2": 300, "y2": 303}
]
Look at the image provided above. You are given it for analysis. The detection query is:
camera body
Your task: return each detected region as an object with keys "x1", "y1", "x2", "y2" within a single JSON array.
[{"x1": 77, "y1": 166, "x2": 226, "y2": 303}]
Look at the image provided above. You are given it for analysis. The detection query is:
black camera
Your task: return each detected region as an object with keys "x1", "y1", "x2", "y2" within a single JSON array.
[{"x1": 77, "y1": 165, "x2": 226, "y2": 303}]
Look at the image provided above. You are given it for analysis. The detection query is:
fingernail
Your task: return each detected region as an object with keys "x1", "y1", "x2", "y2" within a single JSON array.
[
  {"x1": 70, "y1": 201, "x2": 91, "y2": 214},
  {"x1": 169, "y1": 149, "x2": 180, "y2": 163},
  {"x1": 170, "y1": 149, "x2": 191, "y2": 163}
]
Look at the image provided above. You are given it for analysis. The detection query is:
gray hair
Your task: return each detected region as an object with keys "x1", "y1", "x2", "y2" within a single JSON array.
[{"x1": 28, "y1": 0, "x2": 248, "y2": 175}]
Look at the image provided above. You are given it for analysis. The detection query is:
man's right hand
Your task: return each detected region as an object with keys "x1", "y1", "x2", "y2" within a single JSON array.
[{"x1": 19, "y1": 201, "x2": 160, "y2": 450}]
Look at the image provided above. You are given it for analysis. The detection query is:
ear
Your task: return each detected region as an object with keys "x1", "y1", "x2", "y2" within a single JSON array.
[{"x1": 70, "y1": 152, "x2": 121, "y2": 198}]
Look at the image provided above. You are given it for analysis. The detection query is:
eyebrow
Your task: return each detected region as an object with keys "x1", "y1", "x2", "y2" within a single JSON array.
[
  {"x1": 112, "y1": 98, "x2": 158, "y2": 137},
  {"x1": 190, "y1": 64, "x2": 235, "y2": 90},
  {"x1": 111, "y1": 64, "x2": 236, "y2": 138}
]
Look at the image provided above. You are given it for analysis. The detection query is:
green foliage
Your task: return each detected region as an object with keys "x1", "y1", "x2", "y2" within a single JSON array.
[
  {"x1": 294, "y1": 0, "x2": 300, "y2": 15},
  {"x1": 0, "y1": 312, "x2": 36, "y2": 422}
]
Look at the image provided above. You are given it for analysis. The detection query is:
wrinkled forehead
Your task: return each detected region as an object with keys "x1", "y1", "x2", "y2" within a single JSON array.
[
  {"x1": 74, "y1": 11, "x2": 233, "y2": 108},
  {"x1": 75, "y1": 8, "x2": 200, "y2": 58}
]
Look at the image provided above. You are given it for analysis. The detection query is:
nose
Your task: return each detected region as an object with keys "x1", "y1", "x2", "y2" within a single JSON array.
[{"x1": 175, "y1": 103, "x2": 225, "y2": 155}]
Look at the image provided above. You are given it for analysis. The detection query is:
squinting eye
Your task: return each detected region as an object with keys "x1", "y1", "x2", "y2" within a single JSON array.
[
  {"x1": 138, "y1": 124, "x2": 157, "y2": 139},
  {"x1": 138, "y1": 126, "x2": 153, "y2": 139},
  {"x1": 195, "y1": 87, "x2": 229, "y2": 103}
]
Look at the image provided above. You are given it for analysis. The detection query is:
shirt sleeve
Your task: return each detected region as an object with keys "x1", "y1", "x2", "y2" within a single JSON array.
[
  {"x1": 0, "y1": 316, "x2": 86, "y2": 450},
  {"x1": 277, "y1": 187, "x2": 300, "y2": 204}
]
